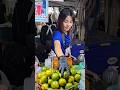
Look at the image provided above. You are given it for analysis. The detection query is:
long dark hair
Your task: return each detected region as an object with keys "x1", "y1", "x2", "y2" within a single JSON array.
[{"x1": 57, "y1": 8, "x2": 75, "y2": 35}]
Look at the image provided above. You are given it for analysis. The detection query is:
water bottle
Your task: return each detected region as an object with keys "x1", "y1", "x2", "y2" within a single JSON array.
[
  {"x1": 45, "y1": 57, "x2": 52, "y2": 68},
  {"x1": 79, "y1": 69, "x2": 85, "y2": 90},
  {"x1": 78, "y1": 50, "x2": 85, "y2": 90},
  {"x1": 35, "y1": 56, "x2": 42, "y2": 73},
  {"x1": 78, "y1": 50, "x2": 85, "y2": 69},
  {"x1": 45, "y1": 50, "x2": 56, "y2": 68}
]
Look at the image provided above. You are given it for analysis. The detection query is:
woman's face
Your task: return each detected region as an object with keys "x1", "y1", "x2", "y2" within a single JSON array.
[{"x1": 61, "y1": 16, "x2": 73, "y2": 33}]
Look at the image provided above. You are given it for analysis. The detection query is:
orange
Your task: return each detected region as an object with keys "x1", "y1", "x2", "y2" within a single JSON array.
[
  {"x1": 70, "y1": 68, "x2": 77, "y2": 76},
  {"x1": 51, "y1": 73, "x2": 60, "y2": 81},
  {"x1": 41, "y1": 83, "x2": 48, "y2": 90},
  {"x1": 51, "y1": 81, "x2": 59, "y2": 89},
  {"x1": 59, "y1": 78, "x2": 66, "y2": 87},
  {"x1": 64, "y1": 71, "x2": 69, "y2": 79},
  {"x1": 42, "y1": 66, "x2": 48, "y2": 72},
  {"x1": 74, "y1": 82, "x2": 79, "y2": 89},
  {"x1": 68, "y1": 76, "x2": 74, "y2": 83},
  {"x1": 65, "y1": 83, "x2": 72, "y2": 89},
  {"x1": 74, "y1": 74, "x2": 81, "y2": 82},
  {"x1": 48, "y1": 88, "x2": 53, "y2": 90},
  {"x1": 37, "y1": 72, "x2": 45, "y2": 79},
  {"x1": 48, "y1": 79, "x2": 53, "y2": 85},
  {"x1": 40, "y1": 76, "x2": 48, "y2": 84},
  {"x1": 60, "y1": 87, "x2": 64, "y2": 90},
  {"x1": 45, "y1": 69, "x2": 52, "y2": 77}
]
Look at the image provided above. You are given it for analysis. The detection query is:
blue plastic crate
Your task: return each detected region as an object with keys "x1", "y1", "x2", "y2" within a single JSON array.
[
  {"x1": 85, "y1": 41, "x2": 120, "y2": 74},
  {"x1": 71, "y1": 41, "x2": 120, "y2": 74},
  {"x1": 71, "y1": 42, "x2": 85, "y2": 58}
]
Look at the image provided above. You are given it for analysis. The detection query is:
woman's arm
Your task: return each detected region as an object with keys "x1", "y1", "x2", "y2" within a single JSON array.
[
  {"x1": 65, "y1": 46, "x2": 71, "y2": 56},
  {"x1": 54, "y1": 40, "x2": 64, "y2": 57}
]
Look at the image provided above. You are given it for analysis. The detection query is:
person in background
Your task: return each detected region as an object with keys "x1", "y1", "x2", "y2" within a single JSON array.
[
  {"x1": 52, "y1": 8, "x2": 75, "y2": 75},
  {"x1": 5, "y1": 0, "x2": 36, "y2": 87},
  {"x1": 12, "y1": 0, "x2": 36, "y2": 72}
]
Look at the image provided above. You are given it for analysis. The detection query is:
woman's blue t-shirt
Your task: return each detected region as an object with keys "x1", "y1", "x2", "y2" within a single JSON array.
[{"x1": 52, "y1": 30, "x2": 71, "y2": 54}]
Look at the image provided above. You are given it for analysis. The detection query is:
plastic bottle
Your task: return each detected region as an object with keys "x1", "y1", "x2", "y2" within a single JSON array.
[
  {"x1": 78, "y1": 50, "x2": 85, "y2": 90},
  {"x1": 45, "y1": 57, "x2": 52, "y2": 68},
  {"x1": 79, "y1": 69, "x2": 85, "y2": 90},
  {"x1": 78, "y1": 50, "x2": 85, "y2": 69},
  {"x1": 35, "y1": 56, "x2": 42, "y2": 73},
  {"x1": 45, "y1": 50, "x2": 56, "y2": 68}
]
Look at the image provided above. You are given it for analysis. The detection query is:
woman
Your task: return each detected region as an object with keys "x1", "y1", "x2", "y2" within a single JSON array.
[
  {"x1": 52, "y1": 8, "x2": 75, "y2": 75},
  {"x1": 11, "y1": 0, "x2": 35, "y2": 86}
]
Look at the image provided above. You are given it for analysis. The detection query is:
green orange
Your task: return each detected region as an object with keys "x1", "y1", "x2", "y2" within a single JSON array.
[
  {"x1": 68, "y1": 76, "x2": 74, "y2": 83},
  {"x1": 37, "y1": 72, "x2": 45, "y2": 79},
  {"x1": 45, "y1": 69, "x2": 52, "y2": 77},
  {"x1": 65, "y1": 83, "x2": 72, "y2": 89},
  {"x1": 51, "y1": 81, "x2": 59, "y2": 89},
  {"x1": 51, "y1": 73, "x2": 60, "y2": 81},
  {"x1": 48, "y1": 79, "x2": 53, "y2": 85},
  {"x1": 64, "y1": 71, "x2": 69, "y2": 79},
  {"x1": 40, "y1": 75, "x2": 48, "y2": 84},
  {"x1": 41, "y1": 83, "x2": 48, "y2": 90},
  {"x1": 42, "y1": 66, "x2": 48, "y2": 72},
  {"x1": 59, "y1": 78, "x2": 66, "y2": 87},
  {"x1": 74, "y1": 74, "x2": 81, "y2": 82},
  {"x1": 70, "y1": 68, "x2": 77, "y2": 76}
]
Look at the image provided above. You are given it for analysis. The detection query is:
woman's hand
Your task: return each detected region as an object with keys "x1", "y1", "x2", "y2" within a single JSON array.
[
  {"x1": 59, "y1": 56, "x2": 70, "y2": 76},
  {"x1": 65, "y1": 46, "x2": 71, "y2": 56},
  {"x1": 54, "y1": 40, "x2": 64, "y2": 57}
]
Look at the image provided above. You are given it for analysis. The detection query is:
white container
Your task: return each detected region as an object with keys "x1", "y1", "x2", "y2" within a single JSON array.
[{"x1": 45, "y1": 57, "x2": 52, "y2": 68}]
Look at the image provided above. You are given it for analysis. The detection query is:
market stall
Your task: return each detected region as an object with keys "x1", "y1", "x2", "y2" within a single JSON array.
[
  {"x1": 35, "y1": 56, "x2": 83, "y2": 90},
  {"x1": 35, "y1": 0, "x2": 85, "y2": 90}
]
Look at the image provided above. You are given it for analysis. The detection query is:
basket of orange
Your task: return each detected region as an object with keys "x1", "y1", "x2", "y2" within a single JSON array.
[{"x1": 35, "y1": 63, "x2": 81, "y2": 90}]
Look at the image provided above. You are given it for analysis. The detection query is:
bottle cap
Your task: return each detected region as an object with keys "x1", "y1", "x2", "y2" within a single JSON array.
[{"x1": 80, "y1": 50, "x2": 84, "y2": 54}]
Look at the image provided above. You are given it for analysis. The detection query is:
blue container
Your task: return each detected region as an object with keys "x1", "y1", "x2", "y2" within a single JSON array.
[
  {"x1": 85, "y1": 41, "x2": 120, "y2": 74},
  {"x1": 71, "y1": 42, "x2": 85, "y2": 58},
  {"x1": 71, "y1": 41, "x2": 120, "y2": 74}
]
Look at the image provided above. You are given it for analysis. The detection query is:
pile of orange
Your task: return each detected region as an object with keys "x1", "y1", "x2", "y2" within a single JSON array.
[{"x1": 35, "y1": 66, "x2": 81, "y2": 90}]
